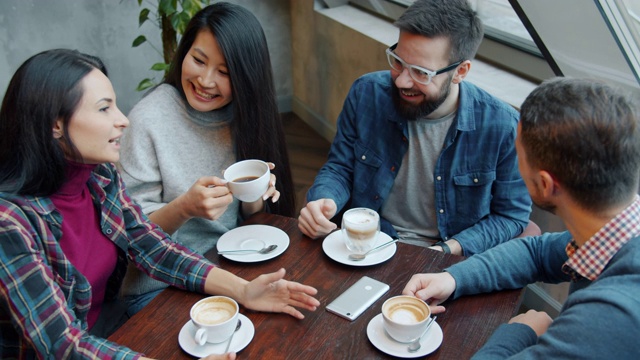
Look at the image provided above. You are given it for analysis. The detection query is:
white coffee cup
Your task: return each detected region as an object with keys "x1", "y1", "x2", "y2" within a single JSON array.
[
  {"x1": 190, "y1": 296, "x2": 239, "y2": 346},
  {"x1": 341, "y1": 207, "x2": 380, "y2": 254},
  {"x1": 381, "y1": 295, "x2": 432, "y2": 343},
  {"x1": 224, "y1": 159, "x2": 270, "y2": 202}
]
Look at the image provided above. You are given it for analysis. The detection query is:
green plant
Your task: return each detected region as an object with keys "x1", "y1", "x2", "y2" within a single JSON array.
[{"x1": 132, "y1": 0, "x2": 211, "y2": 91}]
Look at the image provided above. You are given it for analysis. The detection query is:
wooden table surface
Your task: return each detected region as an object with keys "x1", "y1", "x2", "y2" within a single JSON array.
[{"x1": 109, "y1": 213, "x2": 523, "y2": 359}]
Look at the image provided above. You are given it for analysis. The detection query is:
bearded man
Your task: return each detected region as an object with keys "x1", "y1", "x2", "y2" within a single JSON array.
[{"x1": 298, "y1": 0, "x2": 533, "y2": 256}]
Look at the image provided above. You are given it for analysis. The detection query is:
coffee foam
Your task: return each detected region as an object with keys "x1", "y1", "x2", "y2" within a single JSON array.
[
  {"x1": 343, "y1": 210, "x2": 379, "y2": 243},
  {"x1": 386, "y1": 302, "x2": 428, "y2": 324},
  {"x1": 193, "y1": 299, "x2": 236, "y2": 325}
]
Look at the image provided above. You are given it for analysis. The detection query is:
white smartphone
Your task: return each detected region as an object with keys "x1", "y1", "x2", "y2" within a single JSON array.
[{"x1": 326, "y1": 276, "x2": 389, "y2": 321}]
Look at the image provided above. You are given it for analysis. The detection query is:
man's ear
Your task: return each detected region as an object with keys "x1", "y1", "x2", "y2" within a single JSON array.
[
  {"x1": 452, "y1": 60, "x2": 471, "y2": 84},
  {"x1": 538, "y1": 170, "x2": 558, "y2": 198},
  {"x1": 53, "y1": 119, "x2": 63, "y2": 139}
]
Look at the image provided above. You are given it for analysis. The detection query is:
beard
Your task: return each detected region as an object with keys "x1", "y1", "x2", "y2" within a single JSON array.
[{"x1": 391, "y1": 75, "x2": 453, "y2": 119}]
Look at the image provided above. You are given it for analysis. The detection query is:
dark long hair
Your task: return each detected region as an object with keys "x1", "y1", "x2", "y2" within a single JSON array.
[
  {"x1": 0, "y1": 49, "x2": 106, "y2": 195},
  {"x1": 164, "y1": 2, "x2": 296, "y2": 216}
]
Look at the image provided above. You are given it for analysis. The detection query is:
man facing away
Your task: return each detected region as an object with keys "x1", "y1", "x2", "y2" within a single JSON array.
[
  {"x1": 403, "y1": 77, "x2": 640, "y2": 359},
  {"x1": 298, "y1": 0, "x2": 532, "y2": 255}
]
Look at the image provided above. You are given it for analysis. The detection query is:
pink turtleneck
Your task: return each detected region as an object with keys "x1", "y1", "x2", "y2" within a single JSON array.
[{"x1": 50, "y1": 161, "x2": 118, "y2": 329}]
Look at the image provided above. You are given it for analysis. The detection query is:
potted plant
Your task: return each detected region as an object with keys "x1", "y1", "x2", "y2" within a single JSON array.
[{"x1": 132, "y1": 0, "x2": 211, "y2": 91}]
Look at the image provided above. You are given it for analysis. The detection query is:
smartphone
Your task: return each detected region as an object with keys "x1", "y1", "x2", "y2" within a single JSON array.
[{"x1": 326, "y1": 276, "x2": 389, "y2": 321}]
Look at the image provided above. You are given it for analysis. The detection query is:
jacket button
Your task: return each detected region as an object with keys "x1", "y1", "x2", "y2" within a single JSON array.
[
  {"x1": 105, "y1": 228, "x2": 113, "y2": 235},
  {"x1": 439, "y1": 209, "x2": 444, "y2": 214},
  {"x1": 361, "y1": 155, "x2": 366, "y2": 161},
  {"x1": 436, "y1": 176, "x2": 442, "y2": 181},
  {"x1": 473, "y1": 178, "x2": 479, "y2": 183}
]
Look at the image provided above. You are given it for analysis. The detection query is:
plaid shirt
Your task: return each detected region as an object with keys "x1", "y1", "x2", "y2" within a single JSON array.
[
  {"x1": 562, "y1": 196, "x2": 640, "y2": 281},
  {"x1": 0, "y1": 163, "x2": 215, "y2": 359}
]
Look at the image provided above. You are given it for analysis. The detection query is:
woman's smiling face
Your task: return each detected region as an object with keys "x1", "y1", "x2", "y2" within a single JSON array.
[{"x1": 181, "y1": 29, "x2": 233, "y2": 112}]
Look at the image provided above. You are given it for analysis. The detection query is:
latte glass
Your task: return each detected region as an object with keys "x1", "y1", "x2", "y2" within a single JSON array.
[{"x1": 342, "y1": 208, "x2": 380, "y2": 255}]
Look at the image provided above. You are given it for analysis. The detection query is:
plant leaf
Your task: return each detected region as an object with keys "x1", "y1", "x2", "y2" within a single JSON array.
[
  {"x1": 138, "y1": 8, "x2": 150, "y2": 27},
  {"x1": 158, "y1": 0, "x2": 177, "y2": 16},
  {"x1": 137, "y1": 0, "x2": 143, "y2": 6},
  {"x1": 172, "y1": 11, "x2": 191, "y2": 34},
  {"x1": 150, "y1": 62, "x2": 170, "y2": 71},
  {"x1": 132, "y1": 35, "x2": 147, "y2": 47},
  {"x1": 136, "y1": 78, "x2": 156, "y2": 91}
]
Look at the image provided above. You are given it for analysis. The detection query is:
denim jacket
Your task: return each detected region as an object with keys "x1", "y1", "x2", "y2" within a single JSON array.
[{"x1": 307, "y1": 71, "x2": 532, "y2": 255}]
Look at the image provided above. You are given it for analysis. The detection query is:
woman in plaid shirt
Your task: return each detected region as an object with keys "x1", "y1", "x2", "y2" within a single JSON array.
[{"x1": 0, "y1": 49, "x2": 319, "y2": 359}]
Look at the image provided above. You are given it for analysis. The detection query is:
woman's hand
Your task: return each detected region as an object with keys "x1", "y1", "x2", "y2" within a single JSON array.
[
  {"x1": 240, "y1": 268, "x2": 320, "y2": 319},
  {"x1": 180, "y1": 176, "x2": 233, "y2": 220},
  {"x1": 148, "y1": 176, "x2": 233, "y2": 234}
]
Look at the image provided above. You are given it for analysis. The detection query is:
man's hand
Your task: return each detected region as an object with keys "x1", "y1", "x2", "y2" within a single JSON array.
[
  {"x1": 402, "y1": 272, "x2": 457, "y2": 314},
  {"x1": 508, "y1": 309, "x2": 553, "y2": 336},
  {"x1": 298, "y1": 199, "x2": 338, "y2": 238}
]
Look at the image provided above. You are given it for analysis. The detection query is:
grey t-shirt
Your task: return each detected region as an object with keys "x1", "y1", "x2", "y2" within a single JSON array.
[{"x1": 381, "y1": 111, "x2": 455, "y2": 247}]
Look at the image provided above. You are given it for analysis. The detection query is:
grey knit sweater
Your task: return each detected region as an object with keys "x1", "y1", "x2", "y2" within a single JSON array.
[{"x1": 117, "y1": 84, "x2": 239, "y2": 297}]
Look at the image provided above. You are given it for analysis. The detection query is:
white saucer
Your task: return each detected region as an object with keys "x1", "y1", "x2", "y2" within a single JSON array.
[
  {"x1": 217, "y1": 225, "x2": 289, "y2": 262},
  {"x1": 322, "y1": 231, "x2": 396, "y2": 266},
  {"x1": 366, "y1": 313, "x2": 443, "y2": 358},
  {"x1": 178, "y1": 314, "x2": 255, "y2": 357}
]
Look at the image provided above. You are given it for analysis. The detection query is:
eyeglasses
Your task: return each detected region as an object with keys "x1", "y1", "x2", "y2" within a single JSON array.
[{"x1": 385, "y1": 43, "x2": 462, "y2": 85}]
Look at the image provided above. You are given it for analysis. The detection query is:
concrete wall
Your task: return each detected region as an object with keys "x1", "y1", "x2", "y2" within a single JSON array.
[
  {"x1": 0, "y1": 0, "x2": 292, "y2": 115},
  {"x1": 290, "y1": 0, "x2": 393, "y2": 141}
]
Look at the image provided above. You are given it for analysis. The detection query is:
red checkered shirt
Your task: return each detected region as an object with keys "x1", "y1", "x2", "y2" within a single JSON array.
[{"x1": 562, "y1": 196, "x2": 640, "y2": 281}]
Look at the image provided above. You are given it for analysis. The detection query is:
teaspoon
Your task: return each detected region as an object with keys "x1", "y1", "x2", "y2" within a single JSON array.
[
  {"x1": 223, "y1": 319, "x2": 242, "y2": 353},
  {"x1": 348, "y1": 239, "x2": 399, "y2": 261},
  {"x1": 218, "y1": 244, "x2": 278, "y2": 255},
  {"x1": 408, "y1": 315, "x2": 437, "y2": 353}
]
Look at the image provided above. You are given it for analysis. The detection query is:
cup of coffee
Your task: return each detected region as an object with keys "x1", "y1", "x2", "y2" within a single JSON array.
[
  {"x1": 381, "y1": 295, "x2": 431, "y2": 343},
  {"x1": 190, "y1": 296, "x2": 239, "y2": 346},
  {"x1": 341, "y1": 207, "x2": 380, "y2": 254},
  {"x1": 223, "y1": 159, "x2": 270, "y2": 202}
]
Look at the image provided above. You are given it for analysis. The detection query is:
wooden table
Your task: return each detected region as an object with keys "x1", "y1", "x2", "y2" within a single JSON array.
[{"x1": 109, "y1": 213, "x2": 524, "y2": 359}]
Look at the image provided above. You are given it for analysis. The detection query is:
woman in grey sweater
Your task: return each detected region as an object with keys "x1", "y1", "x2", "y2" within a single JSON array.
[{"x1": 118, "y1": 2, "x2": 296, "y2": 316}]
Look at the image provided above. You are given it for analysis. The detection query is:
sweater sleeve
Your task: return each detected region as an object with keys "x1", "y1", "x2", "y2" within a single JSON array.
[{"x1": 447, "y1": 231, "x2": 572, "y2": 299}]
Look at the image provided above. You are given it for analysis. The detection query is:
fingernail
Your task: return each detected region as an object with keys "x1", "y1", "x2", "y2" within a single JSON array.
[{"x1": 263, "y1": 195, "x2": 268, "y2": 201}]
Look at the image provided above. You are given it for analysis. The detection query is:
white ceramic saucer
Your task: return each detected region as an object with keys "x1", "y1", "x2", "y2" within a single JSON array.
[
  {"x1": 366, "y1": 313, "x2": 443, "y2": 358},
  {"x1": 178, "y1": 314, "x2": 255, "y2": 357},
  {"x1": 322, "y1": 231, "x2": 397, "y2": 266},
  {"x1": 217, "y1": 225, "x2": 289, "y2": 262}
]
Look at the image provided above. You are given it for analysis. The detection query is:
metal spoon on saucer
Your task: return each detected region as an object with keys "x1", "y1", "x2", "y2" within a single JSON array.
[
  {"x1": 348, "y1": 239, "x2": 398, "y2": 261},
  {"x1": 223, "y1": 319, "x2": 242, "y2": 353},
  {"x1": 218, "y1": 244, "x2": 278, "y2": 255},
  {"x1": 408, "y1": 315, "x2": 437, "y2": 353}
]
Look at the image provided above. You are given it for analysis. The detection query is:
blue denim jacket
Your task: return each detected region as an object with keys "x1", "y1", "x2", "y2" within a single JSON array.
[{"x1": 307, "y1": 71, "x2": 532, "y2": 255}]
